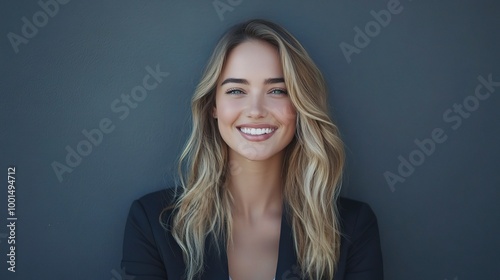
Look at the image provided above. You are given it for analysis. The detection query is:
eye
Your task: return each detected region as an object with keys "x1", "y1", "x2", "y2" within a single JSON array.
[
  {"x1": 226, "y1": 88, "x2": 244, "y2": 95},
  {"x1": 269, "y1": 88, "x2": 288, "y2": 95}
]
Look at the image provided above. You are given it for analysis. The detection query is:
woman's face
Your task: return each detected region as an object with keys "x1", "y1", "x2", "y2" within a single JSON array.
[{"x1": 214, "y1": 39, "x2": 297, "y2": 162}]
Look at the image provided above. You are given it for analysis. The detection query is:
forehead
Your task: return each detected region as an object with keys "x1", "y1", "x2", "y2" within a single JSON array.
[{"x1": 219, "y1": 40, "x2": 283, "y2": 81}]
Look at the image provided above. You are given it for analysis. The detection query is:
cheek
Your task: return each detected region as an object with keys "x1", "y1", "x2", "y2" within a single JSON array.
[
  {"x1": 274, "y1": 100, "x2": 297, "y2": 126},
  {"x1": 216, "y1": 98, "x2": 241, "y2": 126}
]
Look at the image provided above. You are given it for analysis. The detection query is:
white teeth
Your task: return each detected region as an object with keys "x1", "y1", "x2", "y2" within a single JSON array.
[{"x1": 240, "y1": 127, "x2": 275, "y2": 135}]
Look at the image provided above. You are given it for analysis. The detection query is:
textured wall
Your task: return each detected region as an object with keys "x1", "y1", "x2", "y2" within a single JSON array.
[{"x1": 1, "y1": 0, "x2": 499, "y2": 279}]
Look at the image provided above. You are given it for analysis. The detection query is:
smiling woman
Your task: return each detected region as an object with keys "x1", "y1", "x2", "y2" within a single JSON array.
[
  {"x1": 121, "y1": 19, "x2": 383, "y2": 280},
  {"x1": 214, "y1": 39, "x2": 297, "y2": 163}
]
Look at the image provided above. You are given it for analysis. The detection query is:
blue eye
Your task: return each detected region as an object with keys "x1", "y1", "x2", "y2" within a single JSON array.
[
  {"x1": 226, "y1": 88, "x2": 244, "y2": 95},
  {"x1": 270, "y1": 88, "x2": 288, "y2": 95}
]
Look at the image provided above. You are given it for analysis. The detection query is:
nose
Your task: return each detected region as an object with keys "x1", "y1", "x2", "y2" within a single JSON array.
[{"x1": 246, "y1": 92, "x2": 267, "y2": 118}]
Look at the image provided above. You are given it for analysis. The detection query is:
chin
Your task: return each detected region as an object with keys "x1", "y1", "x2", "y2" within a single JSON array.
[{"x1": 238, "y1": 148, "x2": 284, "y2": 162}]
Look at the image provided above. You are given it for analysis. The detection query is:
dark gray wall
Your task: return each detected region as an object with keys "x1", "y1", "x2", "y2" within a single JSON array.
[{"x1": 1, "y1": 0, "x2": 499, "y2": 279}]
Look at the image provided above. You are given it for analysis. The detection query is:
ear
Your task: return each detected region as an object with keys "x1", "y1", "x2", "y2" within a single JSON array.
[{"x1": 212, "y1": 106, "x2": 217, "y2": 118}]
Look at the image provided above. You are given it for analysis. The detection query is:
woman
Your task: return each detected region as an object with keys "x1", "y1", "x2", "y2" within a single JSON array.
[{"x1": 122, "y1": 19, "x2": 383, "y2": 280}]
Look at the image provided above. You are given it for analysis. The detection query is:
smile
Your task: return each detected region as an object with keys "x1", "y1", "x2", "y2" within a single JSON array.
[{"x1": 238, "y1": 127, "x2": 276, "y2": 136}]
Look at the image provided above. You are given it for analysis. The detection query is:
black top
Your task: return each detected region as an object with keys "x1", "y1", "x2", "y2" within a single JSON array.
[{"x1": 121, "y1": 188, "x2": 383, "y2": 279}]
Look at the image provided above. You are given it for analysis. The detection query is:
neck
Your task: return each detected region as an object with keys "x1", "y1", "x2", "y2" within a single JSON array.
[{"x1": 227, "y1": 150, "x2": 284, "y2": 221}]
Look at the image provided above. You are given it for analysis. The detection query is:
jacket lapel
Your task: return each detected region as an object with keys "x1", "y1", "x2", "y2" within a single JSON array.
[{"x1": 274, "y1": 203, "x2": 301, "y2": 279}]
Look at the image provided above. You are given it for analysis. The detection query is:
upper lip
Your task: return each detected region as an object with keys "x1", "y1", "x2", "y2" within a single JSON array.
[{"x1": 237, "y1": 123, "x2": 278, "y2": 129}]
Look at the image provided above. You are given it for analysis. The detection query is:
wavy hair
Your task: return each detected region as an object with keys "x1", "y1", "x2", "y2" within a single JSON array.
[{"x1": 164, "y1": 19, "x2": 345, "y2": 280}]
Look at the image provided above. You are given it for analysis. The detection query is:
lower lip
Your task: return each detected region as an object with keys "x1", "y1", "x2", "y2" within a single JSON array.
[{"x1": 238, "y1": 128, "x2": 276, "y2": 142}]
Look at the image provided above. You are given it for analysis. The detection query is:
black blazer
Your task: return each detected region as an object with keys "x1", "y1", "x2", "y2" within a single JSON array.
[{"x1": 121, "y1": 188, "x2": 383, "y2": 279}]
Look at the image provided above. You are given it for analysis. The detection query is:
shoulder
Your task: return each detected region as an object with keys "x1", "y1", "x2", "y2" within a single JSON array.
[
  {"x1": 336, "y1": 196, "x2": 380, "y2": 243},
  {"x1": 334, "y1": 197, "x2": 383, "y2": 278},
  {"x1": 122, "y1": 188, "x2": 186, "y2": 278},
  {"x1": 126, "y1": 187, "x2": 183, "y2": 232},
  {"x1": 134, "y1": 187, "x2": 181, "y2": 210},
  {"x1": 337, "y1": 196, "x2": 377, "y2": 224}
]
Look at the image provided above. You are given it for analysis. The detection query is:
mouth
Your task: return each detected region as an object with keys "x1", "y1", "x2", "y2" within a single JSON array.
[{"x1": 238, "y1": 127, "x2": 276, "y2": 136}]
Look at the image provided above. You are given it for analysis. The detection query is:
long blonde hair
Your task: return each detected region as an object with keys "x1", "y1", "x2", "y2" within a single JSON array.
[{"x1": 164, "y1": 19, "x2": 345, "y2": 279}]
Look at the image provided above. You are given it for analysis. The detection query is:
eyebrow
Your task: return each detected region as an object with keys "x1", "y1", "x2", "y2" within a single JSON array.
[{"x1": 220, "y1": 77, "x2": 285, "y2": 86}]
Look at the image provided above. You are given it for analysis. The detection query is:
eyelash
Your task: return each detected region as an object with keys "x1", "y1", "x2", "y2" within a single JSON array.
[
  {"x1": 225, "y1": 88, "x2": 288, "y2": 95},
  {"x1": 226, "y1": 88, "x2": 244, "y2": 95}
]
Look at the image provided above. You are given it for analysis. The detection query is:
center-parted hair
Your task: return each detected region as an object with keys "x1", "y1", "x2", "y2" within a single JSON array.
[{"x1": 162, "y1": 19, "x2": 345, "y2": 280}]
